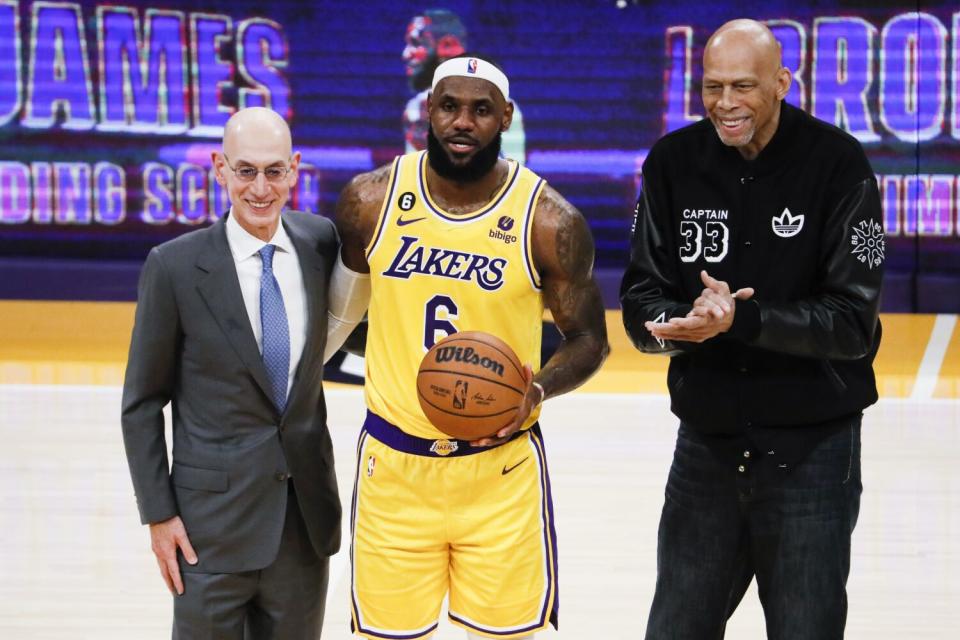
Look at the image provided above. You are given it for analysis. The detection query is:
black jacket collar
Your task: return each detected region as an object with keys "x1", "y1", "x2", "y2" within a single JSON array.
[{"x1": 717, "y1": 101, "x2": 800, "y2": 176}]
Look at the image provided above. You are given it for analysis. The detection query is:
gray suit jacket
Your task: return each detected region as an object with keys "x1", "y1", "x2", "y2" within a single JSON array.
[{"x1": 121, "y1": 210, "x2": 341, "y2": 574}]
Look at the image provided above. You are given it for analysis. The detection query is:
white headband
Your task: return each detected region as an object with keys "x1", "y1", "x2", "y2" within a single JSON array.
[{"x1": 431, "y1": 57, "x2": 510, "y2": 101}]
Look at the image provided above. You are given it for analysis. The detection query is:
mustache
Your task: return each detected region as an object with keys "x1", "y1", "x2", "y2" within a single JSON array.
[{"x1": 446, "y1": 134, "x2": 479, "y2": 144}]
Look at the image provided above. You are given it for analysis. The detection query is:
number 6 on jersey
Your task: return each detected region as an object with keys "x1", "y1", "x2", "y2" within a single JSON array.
[{"x1": 424, "y1": 294, "x2": 458, "y2": 349}]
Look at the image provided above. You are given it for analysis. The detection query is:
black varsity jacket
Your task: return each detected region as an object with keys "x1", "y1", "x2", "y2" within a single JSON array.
[{"x1": 620, "y1": 102, "x2": 884, "y2": 435}]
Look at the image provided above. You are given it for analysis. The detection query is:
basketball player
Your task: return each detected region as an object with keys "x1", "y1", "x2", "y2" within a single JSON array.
[
  {"x1": 333, "y1": 55, "x2": 609, "y2": 639},
  {"x1": 402, "y1": 10, "x2": 526, "y2": 163}
]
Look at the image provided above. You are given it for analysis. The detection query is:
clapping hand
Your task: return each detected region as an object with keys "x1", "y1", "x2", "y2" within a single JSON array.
[{"x1": 645, "y1": 271, "x2": 754, "y2": 343}]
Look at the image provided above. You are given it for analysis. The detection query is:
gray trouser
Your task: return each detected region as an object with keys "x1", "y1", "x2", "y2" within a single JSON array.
[{"x1": 173, "y1": 492, "x2": 330, "y2": 640}]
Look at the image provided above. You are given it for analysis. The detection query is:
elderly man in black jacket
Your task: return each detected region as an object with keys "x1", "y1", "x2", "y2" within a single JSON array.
[{"x1": 621, "y1": 19, "x2": 883, "y2": 640}]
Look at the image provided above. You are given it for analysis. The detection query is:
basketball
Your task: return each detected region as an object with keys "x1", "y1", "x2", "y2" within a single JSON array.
[{"x1": 416, "y1": 331, "x2": 527, "y2": 440}]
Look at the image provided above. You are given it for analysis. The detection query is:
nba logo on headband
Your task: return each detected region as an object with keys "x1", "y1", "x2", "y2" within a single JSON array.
[{"x1": 432, "y1": 56, "x2": 511, "y2": 101}]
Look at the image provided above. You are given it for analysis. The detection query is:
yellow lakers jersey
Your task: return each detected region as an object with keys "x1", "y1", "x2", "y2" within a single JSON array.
[{"x1": 365, "y1": 151, "x2": 546, "y2": 439}]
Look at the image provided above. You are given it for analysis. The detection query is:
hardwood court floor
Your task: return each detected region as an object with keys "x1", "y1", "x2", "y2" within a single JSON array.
[
  {"x1": 1, "y1": 385, "x2": 957, "y2": 639},
  {"x1": 3, "y1": 303, "x2": 960, "y2": 401}
]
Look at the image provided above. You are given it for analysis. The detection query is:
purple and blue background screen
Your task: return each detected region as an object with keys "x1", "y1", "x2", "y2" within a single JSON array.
[{"x1": 0, "y1": 0, "x2": 956, "y2": 310}]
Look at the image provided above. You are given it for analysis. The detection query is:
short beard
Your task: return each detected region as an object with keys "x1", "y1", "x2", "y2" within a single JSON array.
[
  {"x1": 426, "y1": 126, "x2": 502, "y2": 183},
  {"x1": 709, "y1": 114, "x2": 756, "y2": 149},
  {"x1": 713, "y1": 124, "x2": 755, "y2": 149}
]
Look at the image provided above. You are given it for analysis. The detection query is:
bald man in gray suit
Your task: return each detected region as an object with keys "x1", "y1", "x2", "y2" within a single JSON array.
[{"x1": 121, "y1": 108, "x2": 340, "y2": 639}]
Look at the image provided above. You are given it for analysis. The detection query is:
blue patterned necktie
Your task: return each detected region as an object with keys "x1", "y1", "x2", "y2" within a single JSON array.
[{"x1": 259, "y1": 244, "x2": 290, "y2": 411}]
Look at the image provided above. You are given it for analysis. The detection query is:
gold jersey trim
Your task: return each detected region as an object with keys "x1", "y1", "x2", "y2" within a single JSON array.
[
  {"x1": 416, "y1": 151, "x2": 521, "y2": 222},
  {"x1": 365, "y1": 156, "x2": 401, "y2": 260},
  {"x1": 521, "y1": 178, "x2": 546, "y2": 290}
]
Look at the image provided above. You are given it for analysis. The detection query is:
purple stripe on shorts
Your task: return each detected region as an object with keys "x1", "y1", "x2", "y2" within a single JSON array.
[
  {"x1": 349, "y1": 430, "x2": 368, "y2": 633},
  {"x1": 353, "y1": 621, "x2": 439, "y2": 640},
  {"x1": 448, "y1": 423, "x2": 559, "y2": 635},
  {"x1": 530, "y1": 424, "x2": 560, "y2": 629},
  {"x1": 362, "y1": 410, "x2": 527, "y2": 457},
  {"x1": 449, "y1": 611, "x2": 545, "y2": 637}
]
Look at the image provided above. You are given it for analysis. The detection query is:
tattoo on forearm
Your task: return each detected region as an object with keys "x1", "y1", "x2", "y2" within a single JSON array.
[{"x1": 531, "y1": 186, "x2": 609, "y2": 397}]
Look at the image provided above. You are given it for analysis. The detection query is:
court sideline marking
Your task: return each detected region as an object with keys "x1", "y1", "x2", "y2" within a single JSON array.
[{"x1": 911, "y1": 314, "x2": 957, "y2": 400}]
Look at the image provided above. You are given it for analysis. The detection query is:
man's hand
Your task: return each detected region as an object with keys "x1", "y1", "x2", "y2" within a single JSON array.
[
  {"x1": 644, "y1": 271, "x2": 754, "y2": 343},
  {"x1": 471, "y1": 365, "x2": 544, "y2": 447},
  {"x1": 149, "y1": 515, "x2": 198, "y2": 595}
]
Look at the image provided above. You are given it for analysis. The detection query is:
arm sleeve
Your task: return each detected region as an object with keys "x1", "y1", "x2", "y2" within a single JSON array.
[
  {"x1": 323, "y1": 252, "x2": 371, "y2": 363},
  {"x1": 748, "y1": 178, "x2": 884, "y2": 360},
  {"x1": 120, "y1": 247, "x2": 180, "y2": 525},
  {"x1": 619, "y1": 159, "x2": 696, "y2": 355}
]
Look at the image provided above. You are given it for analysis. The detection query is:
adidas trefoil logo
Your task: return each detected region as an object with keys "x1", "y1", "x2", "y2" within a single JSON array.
[{"x1": 772, "y1": 208, "x2": 804, "y2": 238}]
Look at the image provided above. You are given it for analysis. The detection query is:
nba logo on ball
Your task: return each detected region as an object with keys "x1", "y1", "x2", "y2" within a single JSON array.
[
  {"x1": 453, "y1": 380, "x2": 468, "y2": 409},
  {"x1": 467, "y1": 58, "x2": 478, "y2": 74}
]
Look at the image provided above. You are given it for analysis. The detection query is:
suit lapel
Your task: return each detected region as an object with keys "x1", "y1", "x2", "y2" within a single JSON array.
[
  {"x1": 195, "y1": 217, "x2": 275, "y2": 406},
  {"x1": 284, "y1": 214, "x2": 328, "y2": 408}
]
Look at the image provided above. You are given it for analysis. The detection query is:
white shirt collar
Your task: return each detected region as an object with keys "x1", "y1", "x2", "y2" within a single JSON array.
[{"x1": 225, "y1": 208, "x2": 296, "y2": 262}]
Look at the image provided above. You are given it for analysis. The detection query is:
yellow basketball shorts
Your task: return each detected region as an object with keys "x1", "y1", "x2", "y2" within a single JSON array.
[{"x1": 350, "y1": 411, "x2": 559, "y2": 639}]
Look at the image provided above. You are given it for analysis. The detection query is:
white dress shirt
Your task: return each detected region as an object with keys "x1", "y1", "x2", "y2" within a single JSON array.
[{"x1": 225, "y1": 211, "x2": 307, "y2": 401}]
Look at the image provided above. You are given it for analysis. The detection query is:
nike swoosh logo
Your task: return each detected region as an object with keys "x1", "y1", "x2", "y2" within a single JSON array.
[
  {"x1": 501, "y1": 457, "x2": 529, "y2": 475},
  {"x1": 397, "y1": 216, "x2": 426, "y2": 226}
]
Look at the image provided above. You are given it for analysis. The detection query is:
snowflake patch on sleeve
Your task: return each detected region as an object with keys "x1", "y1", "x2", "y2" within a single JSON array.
[{"x1": 850, "y1": 219, "x2": 885, "y2": 270}]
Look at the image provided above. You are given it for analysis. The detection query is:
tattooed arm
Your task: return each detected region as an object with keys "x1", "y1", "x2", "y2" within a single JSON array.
[
  {"x1": 474, "y1": 184, "x2": 609, "y2": 446},
  {"x1": 325, "y1": 164, "x2": 394, "y2": 360},
  {"x1": 334, "y1": 163, "x2": 393, "y2": 272},
  {"x1": 532, "y1": 185, "x2": 610, "y2": 398}
]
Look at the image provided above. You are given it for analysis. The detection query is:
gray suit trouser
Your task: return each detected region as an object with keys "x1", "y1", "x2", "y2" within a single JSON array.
[{"x1": 173, "y1": 487, "x2": 330, "y2": 640}]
